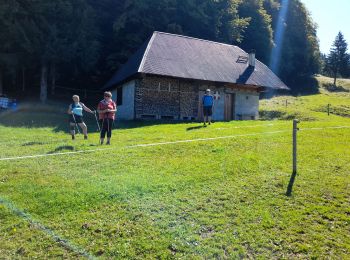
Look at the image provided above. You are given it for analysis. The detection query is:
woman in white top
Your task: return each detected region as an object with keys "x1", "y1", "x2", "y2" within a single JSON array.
[{"x1": 67, "y1": 95, "x2": 94, "y2": 140}]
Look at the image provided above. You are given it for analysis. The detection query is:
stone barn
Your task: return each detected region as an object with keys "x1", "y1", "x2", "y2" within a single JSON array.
[{"x1": 104, "y1": 31, "x2": 288, "y2": 121}]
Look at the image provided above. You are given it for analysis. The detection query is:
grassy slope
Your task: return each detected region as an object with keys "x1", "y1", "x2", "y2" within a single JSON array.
[
  {"x1": 260, "y1": 75, "x2": 350, "y2": 121},
  {"x1": 0, "y1": 76, "x2": 349, "y2": 258}
]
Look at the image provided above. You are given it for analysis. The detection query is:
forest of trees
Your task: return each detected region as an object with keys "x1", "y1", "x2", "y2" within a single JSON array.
[{"x1": 0, "y1": 0, "x2": 327, "y2": 101}]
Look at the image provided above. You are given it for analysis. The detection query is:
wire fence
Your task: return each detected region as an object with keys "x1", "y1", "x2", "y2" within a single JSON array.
[{"x1": 324, "y1": 104, "x2": 350, "y2": 117}]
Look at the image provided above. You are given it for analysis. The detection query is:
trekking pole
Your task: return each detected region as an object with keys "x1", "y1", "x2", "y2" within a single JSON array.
[
  {"x1": 106, "y1": 112, "x2": 110, "y2": 137},
  {"x1": 71, "y1": 113, "x2": 81, "y2": 134},
  {"x1": 93, "y1": 111, "x2": 101, "y2": 132}
]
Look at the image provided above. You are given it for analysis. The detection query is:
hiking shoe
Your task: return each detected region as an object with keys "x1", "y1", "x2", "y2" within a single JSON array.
[
  {"x1": 106, "y1": 141, "x2": 110, "y2": 145},
  {"x1": 84, "y1": 135, "x2": 88, "y2": 140},
  {"x1": 72, "y1": 135, "x2": 75, "y2": 140}
]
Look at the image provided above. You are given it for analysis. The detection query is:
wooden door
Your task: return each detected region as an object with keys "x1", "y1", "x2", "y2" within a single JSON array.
[{"x1": 224, "y1": 94, "x2": 234, "y2": 121}]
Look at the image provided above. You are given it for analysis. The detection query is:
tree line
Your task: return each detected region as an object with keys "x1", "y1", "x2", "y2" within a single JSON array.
[{"x1": 0, "y1": 0, "x2": 326, "y2": 101}]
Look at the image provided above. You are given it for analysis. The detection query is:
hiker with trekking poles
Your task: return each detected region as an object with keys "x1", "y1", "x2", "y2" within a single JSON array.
[
  {"x1": 68, "y1": 95, "x2": 94, "y2": 140},
  {"x1": 97, "y1": 91, "x2": 117, "y2": 145}
]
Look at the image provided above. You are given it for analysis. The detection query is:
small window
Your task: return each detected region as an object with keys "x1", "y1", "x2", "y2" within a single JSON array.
[{"x1": 117, "y1": 87, "x2": 123, "y2": 106}]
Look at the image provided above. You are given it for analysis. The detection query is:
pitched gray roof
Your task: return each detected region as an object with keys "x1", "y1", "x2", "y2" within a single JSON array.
[{"x1": 104, "y1": 31, "x2": 289, "y2": 90}]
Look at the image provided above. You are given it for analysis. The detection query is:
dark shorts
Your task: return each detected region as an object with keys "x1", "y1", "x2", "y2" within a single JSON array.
[
  {"x1": 69, "y1": 114, "x2": 84, "y2": 124},
  {"x1": 203, "y1": 106, "x2": 213, "y2": 116}
]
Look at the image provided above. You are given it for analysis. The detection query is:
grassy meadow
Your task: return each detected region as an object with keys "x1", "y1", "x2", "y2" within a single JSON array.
[{"x1": 0, "y1": 76, "x2": 349, "y2": 259}]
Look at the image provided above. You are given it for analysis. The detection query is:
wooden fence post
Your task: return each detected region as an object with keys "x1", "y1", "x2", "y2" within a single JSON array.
[
  {"x1": 286, "y1": 119, "x2": 299, "y2": 196},
  {"x1": 293, "y1": 119, "x2": 299, "y2": 174}
]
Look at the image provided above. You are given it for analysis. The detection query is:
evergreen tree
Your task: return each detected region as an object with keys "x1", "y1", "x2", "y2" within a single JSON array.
[{"x1": 325, "y1": 32, "x2": 350, "y2": 85}]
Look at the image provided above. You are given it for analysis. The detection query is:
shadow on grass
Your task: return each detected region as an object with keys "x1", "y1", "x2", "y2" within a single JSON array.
[
  {"x1": 115, "y1": 120, "x2": 199, "y2": 130},
  {"x1": 0, "y1": 101, "x2": 205, "y2": 131},
  {"x1": 323, "y1": 83, "x2": 349, "y2": 92},
  {"x1": 259, "y1": 111, "x2": 286, "y2": 120},
  {"x1": 286, "y1": 171, "x2": 297, "y2": 196},
  {"x1": 259, "y1": 110, "x2": 316, "y2": 121},
  {"x1": 186, "y1": 125, "x2": 207, "y2": 131},
  {"x1": 0, "y1": 110, "x2": 201, "y2": 131},
  {"x1": 0, "y1": 108, "x2": 102, "y2": 133},
  {"x1": 22, "y1": 141, "x2": 46, "y2": 146},
  {"x1": 48, "y1": 145, "x2": 74, "y2": 154}
]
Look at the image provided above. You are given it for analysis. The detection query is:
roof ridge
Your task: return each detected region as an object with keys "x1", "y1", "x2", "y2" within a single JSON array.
[
  {"x1": 138, "y1": 33, "x2": 157, "y2": 72},
  {"x1": 153, "y1": 31, "x2": 239, "y2": 49}
]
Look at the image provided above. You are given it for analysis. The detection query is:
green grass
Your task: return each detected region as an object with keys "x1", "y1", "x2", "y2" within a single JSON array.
[{"x1": 1, "y1": 76, "x2": 350, "y2": 258}]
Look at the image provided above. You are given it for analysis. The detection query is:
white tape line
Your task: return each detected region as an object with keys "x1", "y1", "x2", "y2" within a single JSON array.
[
  {"x1": 0, "y1": 130, "x2": 288, "y2": 161},
  {"x1": 0, "y1": 125, "x2": 349, "y2": 161},
  {"x1": 0, "y1": 197, "x2": 95, "y2": 259},
  {"x1": 0, "y1": 148, "x2": 114, "y2": 161},
  {"x1": 129, "y1": 130, "x2": 287, "y2": 148},
  {"x1": 299, "y1": 126, "x2": 350, "y2": 131}
]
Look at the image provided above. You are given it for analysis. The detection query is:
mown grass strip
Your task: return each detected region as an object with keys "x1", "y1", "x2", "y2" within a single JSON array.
[
  {"x1": 1, "y1": 125, "x2": 349, "y2": 162},
  {"x1": 0, "y1": 129, "x2": 290, "y2": 161},
  {"x1": 0, "y1": 197, "x2": 95, "y2": 259}
]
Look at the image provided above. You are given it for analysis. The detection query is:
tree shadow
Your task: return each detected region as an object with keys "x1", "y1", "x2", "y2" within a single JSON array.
[
  {"x1": 47, "y1": 145, "x2": 74, "y2": 154},
  {"x1": 115, "y1": 120, "x2": 199, "y2": 130},
  {"x1": 0, "y1": 106, "x2": 101, "y2": 133},
  {"x1": 261, "y1": 76, "x2": 321, "y2": 99},
  {"x1": 323, "y1": 83, "x2": 349, "y2": 92},
  {"x1": 289, "y1": 76, "x2": 320, "y2": 95}
]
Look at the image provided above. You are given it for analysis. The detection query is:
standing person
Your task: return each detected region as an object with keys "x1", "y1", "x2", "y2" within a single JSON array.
[
  {"x1": 97, "y1": 91, "x2": 117, "y2": 145},
  {"x1": 202, "y1": 89, "x2": 214, "y2": 126},
  {"x1": 68, "y1": 95, "x2": 94, "y2": 140}
]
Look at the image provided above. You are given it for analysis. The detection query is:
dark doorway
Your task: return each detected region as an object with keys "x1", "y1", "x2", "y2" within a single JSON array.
[{"x1": 224, "y1": 93, "x2": 235, "y2": 121}]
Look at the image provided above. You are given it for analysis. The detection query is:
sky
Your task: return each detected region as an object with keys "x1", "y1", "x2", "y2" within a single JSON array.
[{"x1": 301, "y1": 0, "x2": 350, "y2": 54}]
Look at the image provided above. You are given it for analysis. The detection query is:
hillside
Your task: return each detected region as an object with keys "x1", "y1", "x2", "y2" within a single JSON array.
[{"x1": 260, "y1": 75, "x2": 350, "y2": 121}]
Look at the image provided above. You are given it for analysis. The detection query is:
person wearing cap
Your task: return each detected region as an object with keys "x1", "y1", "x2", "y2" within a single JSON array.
[
  {"x1": 202, "y1": 89, "x2": 214, "y2": 126},
  {"x1": 97, "y1": 91, "x2": 117, "y2": 145}
]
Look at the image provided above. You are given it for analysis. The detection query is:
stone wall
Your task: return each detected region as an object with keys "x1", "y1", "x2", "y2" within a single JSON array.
[
  {"x1": 135, "y1": 76, "x2": 199, "y2": 119},
  {"x1": 117, "y1": 75, "x2": 260, "y2": 121}
]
